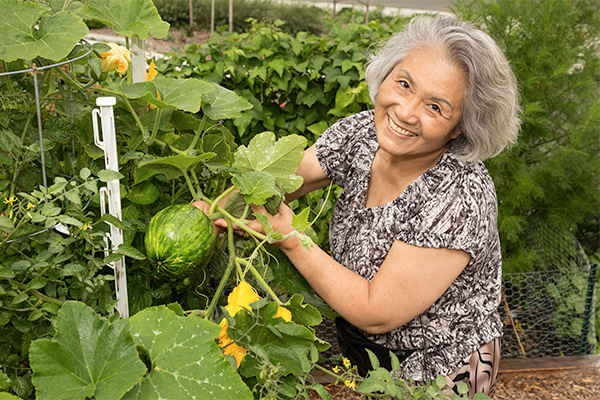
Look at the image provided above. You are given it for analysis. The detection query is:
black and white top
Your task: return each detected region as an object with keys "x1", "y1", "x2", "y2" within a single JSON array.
[{"x1": 315, "y1": 110, "x2": 503, "y2": 381}]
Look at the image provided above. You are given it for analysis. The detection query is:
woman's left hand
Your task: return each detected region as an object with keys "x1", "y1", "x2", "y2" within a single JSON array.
[{"x1": 246, "y1": 202, "x2": 301, "y2": 252}]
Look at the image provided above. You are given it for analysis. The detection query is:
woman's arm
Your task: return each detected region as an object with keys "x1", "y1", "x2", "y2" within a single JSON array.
[
  {"x1": 251, "y1": 203, "x2": 471, "y2": 334},
  {"x1": 285, "y1": 143, "x2": 332, "y2": 202}
]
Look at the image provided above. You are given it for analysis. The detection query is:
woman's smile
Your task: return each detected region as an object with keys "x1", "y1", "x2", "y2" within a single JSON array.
[{"x1": 388, "y1": 115, "x2": 418, "y2": 137}]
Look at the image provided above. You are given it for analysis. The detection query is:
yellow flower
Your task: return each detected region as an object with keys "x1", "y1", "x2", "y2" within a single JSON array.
[
  {"x1": 99, "y1": 43, "x2": 132, "y2": 75},
  {"x1": 224, "y1": 281, "x2": 260, "y2": 317},
  {"x1": 343, "y1": 358, "x2": 351, "y2": 368},
  {"x1": 3, "y1": 195, "x2": 16, "y2": 206},
  {"x1": 344, "y1": 379, "x2": 356, "y2": 389},
  {"x1": 218, "y1": 318, "x2": 248, "y2": 368},
  {"x1": 273, "y1": 306, "x2": 292, "y2": 322},
  {"x1": 146, "y1": 59, "x2": 161, "y2": 108},
  {"x1": 26, "y1": 202, "x2": 36, "y2": 210},
  {"x1": 79, "y1": 223, "x2": 89, "y2": 231},
  {"x1": 332, "y1": 365, "x2": 341, "y2": 374},
  {"x1": 146, "y1": 59, "x2": 158, "y2": 82}
]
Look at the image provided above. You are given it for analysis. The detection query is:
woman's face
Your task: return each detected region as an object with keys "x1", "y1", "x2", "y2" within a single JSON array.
[{"x1": 374, "y1": 47, "x2": 467, "y2": 162}]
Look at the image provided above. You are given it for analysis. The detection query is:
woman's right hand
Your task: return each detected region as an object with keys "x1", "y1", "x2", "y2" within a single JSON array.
[{"x1": 191, "y1": 200, "x2": 228, "y2": 236}]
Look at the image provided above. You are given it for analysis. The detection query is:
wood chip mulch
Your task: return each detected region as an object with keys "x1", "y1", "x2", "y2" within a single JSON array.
[{"x1": 308, "y1": 373, "x2": 600, "y2": 399}]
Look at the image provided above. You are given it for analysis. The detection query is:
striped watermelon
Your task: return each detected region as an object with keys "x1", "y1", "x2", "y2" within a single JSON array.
[{"x1": 145, "y1": 204, "x2": 215, "y2": 279}]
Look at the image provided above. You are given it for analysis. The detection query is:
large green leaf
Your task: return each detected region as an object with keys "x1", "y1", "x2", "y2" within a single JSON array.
[
  {"x1": 119, "y1": 77, "x2": 213, "y2": 113},
  {"x1": 80, "y1": 0, "x2": 169, "y2": 40},
  {"x1": 137, "y1": 153, "x2": 216, "y2": 180},
  {"x1": 123, "y1": 306, "x2": 252, "y2": 400},
  {"x1": 232, "y1": 171, "x2": 279, "y2": 206},
  {"x1": 233, "y1": 132, "x2": 306, "y2": 194},
  {"x1": 29, "y1": 301, "x2": 146, "y2": 400},
  {"x1": 202, "y1": 83, "x2": 253, "y2": 120},
  {"x1": 0, "y1": 0, "x2": 88, "y2": 62}
]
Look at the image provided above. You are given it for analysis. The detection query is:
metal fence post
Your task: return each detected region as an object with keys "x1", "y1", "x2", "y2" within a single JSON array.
[{"x1": 579, "y1": 263, "x2": 598, "y2": 354}]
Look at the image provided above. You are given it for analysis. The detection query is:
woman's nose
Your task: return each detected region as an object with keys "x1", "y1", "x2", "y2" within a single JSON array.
[{"x1": 396, "y1": 94, "x2": 420, "y2": 125}]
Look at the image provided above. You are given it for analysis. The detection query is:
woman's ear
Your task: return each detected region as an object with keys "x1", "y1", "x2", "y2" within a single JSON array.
[{"x1": 450, "y1": 126, "x2": 462, "y2": 140}]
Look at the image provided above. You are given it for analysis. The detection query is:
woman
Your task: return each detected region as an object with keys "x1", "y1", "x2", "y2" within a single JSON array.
[{"x1": 199, "y1": 14, "x2": 520, "y2": 398}]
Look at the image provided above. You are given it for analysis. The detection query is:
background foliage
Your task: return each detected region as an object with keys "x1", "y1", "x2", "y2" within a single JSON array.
[{"x1": 149, "y1": 0, "x2": 395, "y2": 35}]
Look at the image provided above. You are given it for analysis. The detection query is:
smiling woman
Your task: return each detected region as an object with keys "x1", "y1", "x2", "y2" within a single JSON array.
[{"x1": 225, "y1": 13, "x2": 522, "y2": 400}]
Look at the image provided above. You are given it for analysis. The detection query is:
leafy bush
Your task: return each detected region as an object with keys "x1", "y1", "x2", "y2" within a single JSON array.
[
  {"x1": 152, "y1": 0, "x2": 330, "y2": 35},
  {"x1": 156, "y1": 17, "x2": 407, "y2": 144},
  {"x1": 452, "y1": 0, "x2": 600, "y2": 273}
]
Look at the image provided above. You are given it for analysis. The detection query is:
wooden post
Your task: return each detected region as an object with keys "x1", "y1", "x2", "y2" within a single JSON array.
[
  {"x1": 365, "y1": 0, "x2": 370, "y2": 24},
  {"x1": 130, "y1": 37, "x2": 146, "y2": 83},
  {"x1": 229, "y1": 0, "x2": 233, "y2": 33},
  {"x1": 211, "y1": 0, "x2": 215, "y2": 33},
  {"x1": 189, "y1": 0, "x2": 194, "y2": 36}
]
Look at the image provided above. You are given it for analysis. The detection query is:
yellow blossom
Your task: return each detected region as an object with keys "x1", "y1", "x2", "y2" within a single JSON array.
[
  {"x1": 146, "y1": 59, "x2": 161, "y2": 108},
  {"x1": 146, "y1": 59, "x2": 158, "y2": 82},
  {"x1": 344, "y1": 379, "x2": 356, "y2": 389},
  {"x1": 332, "y1": 365, "x2": 341, "y2": 373},
  {"x1": 99, "y1": 43, "x2": 132, "y2": 75},
  {"x1": 343, "y1": 358, "x2": 351, "y2": 368},
  {"x1": 273, "y1": 306, "x2": 292, "y2": 322},
  {"x1": 3, "y1": 195, "x2": 16, "y2": 206},
  {"x1": 79, "y1": 223, "x2": 89, "y2": 231},
  {"x1": 26, "y1": 202, "x2": 36, "y2": 210},
  {"x1": 224, "y1": 281, "x2": 260, "y2": 317},
  {"x1": 217, "y1": 318, "x2": 248, "y2": 368}
]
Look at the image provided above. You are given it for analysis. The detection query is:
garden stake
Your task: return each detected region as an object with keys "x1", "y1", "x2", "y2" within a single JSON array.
[{"x1": 93, "y1": 96, "x2": 129, "y2": 318}]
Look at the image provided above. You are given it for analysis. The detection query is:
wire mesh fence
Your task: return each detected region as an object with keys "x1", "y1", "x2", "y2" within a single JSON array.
[{"x1": 315, "y1": 222, "x2": 598, "y2": 364}]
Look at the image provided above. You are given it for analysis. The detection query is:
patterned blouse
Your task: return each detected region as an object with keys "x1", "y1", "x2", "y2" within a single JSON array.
[{"x1": 315, "y1": 110, "x2": 503, "y2": 381}]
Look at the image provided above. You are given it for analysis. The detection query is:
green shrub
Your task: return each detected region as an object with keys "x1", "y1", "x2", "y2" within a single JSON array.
[
  {"x1": 452, "y1": 0, "x2": 600, "y2": 273},
  {"x1": 156, "y1": 17, "x2": 408, "y2": 144},
  {"x1": 152, "y1": 0, "x2": 330, "y2": 35}
]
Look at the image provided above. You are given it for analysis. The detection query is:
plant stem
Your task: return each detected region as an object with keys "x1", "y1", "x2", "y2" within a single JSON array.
[
  {"x1": 1, "y1": 61, "x2": 14, "y2": 93},
  {"x1": 146, "y1": 107, "x2": 163, "y2": 146},
  {"x1": 214, "y1": 204, "x2": 267, "y2": 241},
  {"x1": 102, "y1": 90, "x2": 149, "y2": 141},
  {"x1": 209, "y1": 185, "x2": 236, "y2": 215},
  {"x1": 5, "y1": 278, "x2": 65, "y2": 307},
  {"x1": 204, "y1": 221, "x2": 237, "y2": 321},
  {"x1": 182, "y1": 170, "x2": 200, "y2": 201},
  {"x1": 185, "y1": 114, "x2": 207, "y2": 154},
  {"x1": 236, "y1": 257, "x2": 281, "y2": 304},
  {"x1": 55, "y1": 66, "x2": 83, "y2": 91},
  {"x1": 313, "y1": 364, "x2": 342, "y2": 381}
]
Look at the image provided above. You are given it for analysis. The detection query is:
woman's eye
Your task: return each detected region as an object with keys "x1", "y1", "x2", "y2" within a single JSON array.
[
  {"x1": 399, "y1": 80, "x2": 410, "y2": 90},
  {"x1": 430, "y1": 104, "x2": 442, "y2": 114}
]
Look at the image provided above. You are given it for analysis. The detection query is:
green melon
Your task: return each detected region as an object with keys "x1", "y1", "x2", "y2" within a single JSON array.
[{"x1": 145, "y1": 204, "x2": 216, "y2": 280}]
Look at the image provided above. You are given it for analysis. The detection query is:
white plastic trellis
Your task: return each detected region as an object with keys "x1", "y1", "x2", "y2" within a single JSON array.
[{"x1": 92, "y1": 97, "x2": 129, "y2": 318}]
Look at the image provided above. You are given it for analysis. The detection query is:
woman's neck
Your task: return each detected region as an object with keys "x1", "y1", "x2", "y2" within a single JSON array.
[{"x1": 365, "y1": 147, "x2": 447, "y2": 208}]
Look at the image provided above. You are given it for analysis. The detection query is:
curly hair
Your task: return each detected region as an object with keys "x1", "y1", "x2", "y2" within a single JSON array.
[{"x1": 365, "y1": 14, "x2": 521, "y2": 161}]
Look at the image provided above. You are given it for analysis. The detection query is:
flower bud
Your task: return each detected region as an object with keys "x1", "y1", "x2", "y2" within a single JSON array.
[{"x1": 99, "y1": 43, "x2": 132, "y2": 75}]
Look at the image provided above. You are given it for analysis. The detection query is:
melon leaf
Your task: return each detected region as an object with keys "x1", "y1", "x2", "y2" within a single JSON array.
[
  {"x1": 29, "y1": 301, "x2": 146, "y2": 400},
  {"x1": 123, "y1": 305, "x2": 253, "y2": 400},
  {"x1": 0, "y1": 0, "x2": 88, "y2": 62},
  {"x1": 233, "y1": 132, "x2": 307, "y2": 194},
  {"x1": 80, "y1": 0, "x2": 169, "y2": 40}
]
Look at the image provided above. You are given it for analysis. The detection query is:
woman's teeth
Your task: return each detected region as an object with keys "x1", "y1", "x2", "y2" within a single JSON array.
[{"x1": 389, "y1": 117, "x2": 417, "y2": 137}]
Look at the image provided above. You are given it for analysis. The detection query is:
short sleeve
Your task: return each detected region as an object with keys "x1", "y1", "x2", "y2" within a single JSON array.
[
  {"x1": 390, "y1": 159, "x2": 498, "y2": 259},
  {"x1": 315, "y1": 110, "x2": 376, "y2": 188}
]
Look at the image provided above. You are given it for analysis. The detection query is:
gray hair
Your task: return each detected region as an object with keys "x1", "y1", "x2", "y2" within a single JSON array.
[{"x1": 365, "y1": 14, "x2": 521, "y2": 161}]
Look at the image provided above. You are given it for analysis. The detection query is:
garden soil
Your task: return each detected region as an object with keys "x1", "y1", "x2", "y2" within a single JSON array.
[
  {"x1": 308, "y1": 373, "x2": 600, "y2": 399},
  {"x1": 89, "y1": 28, "x2": 600, "y2": 400}
]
